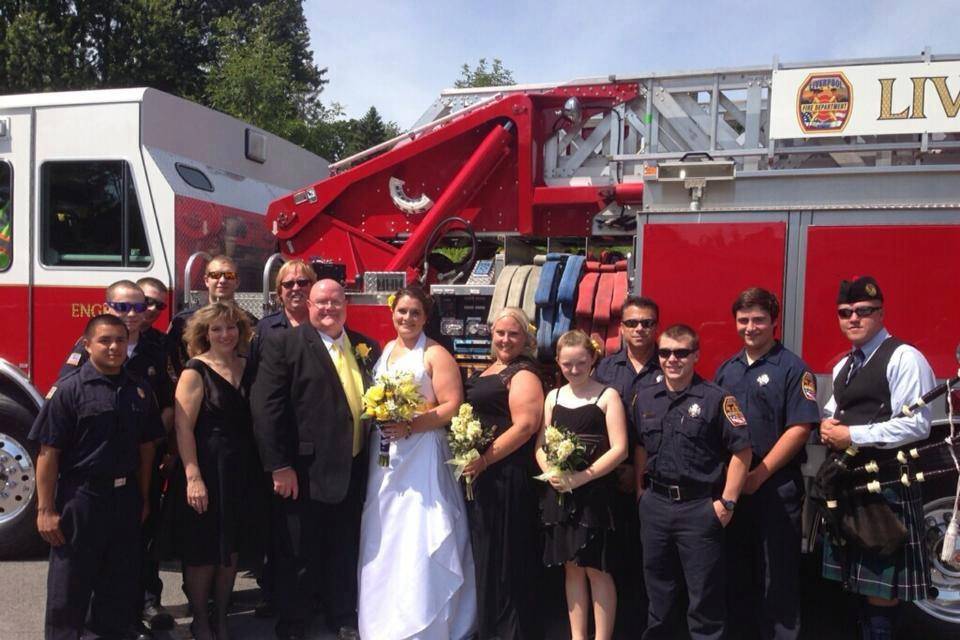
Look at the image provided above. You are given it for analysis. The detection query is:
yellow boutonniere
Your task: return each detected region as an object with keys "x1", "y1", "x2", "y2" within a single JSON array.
[
  {"x1": 355, "y1": 343, "x2": 372, "y2": 362},
  {"x1": 386, "y1": 293, "x2": 396, "y2": 308}
]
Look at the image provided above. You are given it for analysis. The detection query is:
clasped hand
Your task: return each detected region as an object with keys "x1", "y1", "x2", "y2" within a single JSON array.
[
  {"x1": 820, "y1": 418, "x2": 852, "y2": 450},
  {"x1": 380, "y1": 421, "x2": 411, "y2": 442}
]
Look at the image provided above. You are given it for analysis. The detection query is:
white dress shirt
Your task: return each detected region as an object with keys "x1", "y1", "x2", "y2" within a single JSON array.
[{"x1": 823, "y1": 328, "x2": 936, "y2": 447}]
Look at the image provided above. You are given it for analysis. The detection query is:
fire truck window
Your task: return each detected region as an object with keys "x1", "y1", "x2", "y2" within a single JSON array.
[
  {"x1": 41, "y1": 161, "x2": 152, "y2": 268},
  {"x1": 0, "y1": 163, "x2": 10, "y2": 272},
  {"x1": 175, "y1": 163, "x2": 214, "y2": 192}
]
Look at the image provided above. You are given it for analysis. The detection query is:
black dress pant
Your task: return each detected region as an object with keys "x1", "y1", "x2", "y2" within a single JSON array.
[
  {"x1": 272, "y1": 453, "x2": 366, "y2": 633},
  {"x1": 141, "y1": 452, "x2": 165, "y2": 610},
  {"x1": 45, "y1": 479, "x2": 141, "y2": 640},
  {"x1": 726, "y1": 469, "x2": 804, "y2": 640},
  {"x1": 639, "y1": 491, "x2": 726, "y2": 640}
]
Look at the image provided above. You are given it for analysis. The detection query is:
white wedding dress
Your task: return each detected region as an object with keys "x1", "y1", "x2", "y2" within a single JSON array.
[{"x1": 358, "y1": 333, "x2": 477, "y2": 640}]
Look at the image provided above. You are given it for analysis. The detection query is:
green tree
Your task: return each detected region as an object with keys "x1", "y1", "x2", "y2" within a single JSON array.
[
  {"x1": 454, "y1": 57, "x2": 515, "y2": 88},
  {"x1": 340, "y1": 106, "x2": 401, "y2": 159}
]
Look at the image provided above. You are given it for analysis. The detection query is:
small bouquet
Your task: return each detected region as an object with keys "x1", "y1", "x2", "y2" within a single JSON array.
[
  {"x1": 362, "y1": 371, "x2": 424, "y2": 467},
  {"x1": 535, "y1": 425, "x2": 587, "y2": 506},
  {"x1": 446, "y1": 403, "x2": 495, "y2": 501}
]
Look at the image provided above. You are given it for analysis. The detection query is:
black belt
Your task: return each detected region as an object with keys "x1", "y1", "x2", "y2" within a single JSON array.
[
  {"x1": 74, "y1": 474, "x2": 136, "y2": 491},
  {"x1": 647, "y1": 477, "x2": 716, "y2": 502}
]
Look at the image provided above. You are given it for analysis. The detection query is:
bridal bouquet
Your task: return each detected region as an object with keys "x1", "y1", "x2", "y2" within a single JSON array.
[
  {"x1": 534, "y1": 425, "x2": 587, "y2": 506},
  {"x1": 362, "y1": 371, "x2": 424, "y2": 467},
  {"x1": 446, "y1": 403, "x2": 494, "y2": 501}
]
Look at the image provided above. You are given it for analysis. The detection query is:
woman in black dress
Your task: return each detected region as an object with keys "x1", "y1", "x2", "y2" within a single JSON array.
[
  {"x1": 536, "y1": 330, "x2": 628, "y2": 640},
  {"x1": 462, "y1": 307, "x2": 545, "y2": 640},
  {"x1": 173, "y1": 302, "x2": 262, "y2": 640}
]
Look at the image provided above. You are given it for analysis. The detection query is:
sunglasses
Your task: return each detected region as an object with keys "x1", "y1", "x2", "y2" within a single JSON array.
[
  {"x1": 281, "y1": 278, "x2": 313, "y2": 290},
  {"x1": 657, "y1": 348, "x2": 697, "y2": 360},
  {"x1": 206, "y1": 270, "x2": 237, "y2": 281},
  {"x1": 144, "y1": 297, "x2": 167, "y2": 311},
  {"x1": 106, "y1": 300, "x2": 148, "y2": 314},
  {"x1": 623, "y1": 318, "x2": 657, "y2": 329},
  {"x1": 837, "y1": 306, "x2": 882, "y2": 319}
]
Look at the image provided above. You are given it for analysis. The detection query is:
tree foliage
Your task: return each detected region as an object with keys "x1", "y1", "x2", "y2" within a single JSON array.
[
  {"x1": 454, "y1": 58, "x2": 516, "y2": 88},
  {"x1": 0, "y1": 1, "x2": 399, "y2": 160}
]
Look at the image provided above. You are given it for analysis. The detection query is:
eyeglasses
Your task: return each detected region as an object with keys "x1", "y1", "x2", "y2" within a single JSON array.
[
  {"x1": 206, "y1": 271, "x2": 237, "y2": 281},
  {"x1": 281, "y1": 278, "x2": 313, "y2": 290},
  {"x1": 657, "y1": 348, "x2": 697, "y2": 360},
  {"x1": 106, "y1": 301, "x2": 148, "y2": 314},
  {"x1": 144, "y1": 297, "x2": 167, "y2": 311},
  {"x1": 623, "y1": 318, "x2": 657, "y2": 329},
  {"x1": 837, "y1": 306, "x2": 882, "y2": 319}
]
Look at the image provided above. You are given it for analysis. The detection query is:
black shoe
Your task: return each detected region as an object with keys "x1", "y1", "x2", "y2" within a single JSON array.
[
  {"x1": 336, "y1": 626, "x2": 360, "y2": 640},
  {"x1": 254, "y1": 597, "x2": 275, "y2": 618},
  {"x1": 142, "y1": 603, "x2": 175, "y2": 631},
  {"x1": 128, "y1": 621, "x2": 154, "y2": 640},
  {"x1": 275, "y1": 622, "x2": 305, "y2": 640}
]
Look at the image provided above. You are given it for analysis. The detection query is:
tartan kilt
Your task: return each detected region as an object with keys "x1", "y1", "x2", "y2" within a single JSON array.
[{"x1": 822, "y1": 481, "x2": 931, "y2": 601}]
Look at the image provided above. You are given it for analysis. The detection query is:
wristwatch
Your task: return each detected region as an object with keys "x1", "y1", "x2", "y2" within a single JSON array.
[{"x1": 720, "y1": 498, "x2": 737, "y2": 512}]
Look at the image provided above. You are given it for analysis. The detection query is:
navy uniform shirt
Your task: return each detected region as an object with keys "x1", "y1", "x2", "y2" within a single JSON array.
[
  {"x1": 714, "y1": 342, "x2": 820, "y2": 467},
  {"x1": 29, "y1": 361, "x2": 165, "y2": 480},
  {"x1": 249, "y1": 309, "x2": 290, "y2": 377},
  {"x1": 594, "y1": 349, "x2": 662, "y2": 420},
  {"x1": 634, "y1": 374, "x2": 752, "y2": 487},
  {"x1": 57, "y1": 335, "x2": 173, "y2": 410}
]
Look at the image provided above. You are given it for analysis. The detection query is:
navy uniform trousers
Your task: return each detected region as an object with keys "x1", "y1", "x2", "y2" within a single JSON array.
[
  {"x1": 639, "y1": 491, "x2": 726, "y2": 640},
  {"x1": 46, "y1": 478, "x2": 141, "y2": 640}
]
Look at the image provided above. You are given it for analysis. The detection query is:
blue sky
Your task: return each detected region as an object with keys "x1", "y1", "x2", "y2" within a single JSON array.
[{"x1": 305, "y1": 0, "x2": 960, "y2": 129}]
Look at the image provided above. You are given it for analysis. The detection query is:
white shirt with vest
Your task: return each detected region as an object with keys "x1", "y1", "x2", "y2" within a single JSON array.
[{"x1": 822, "y1": 328, "x2": 937, "y2": 448}]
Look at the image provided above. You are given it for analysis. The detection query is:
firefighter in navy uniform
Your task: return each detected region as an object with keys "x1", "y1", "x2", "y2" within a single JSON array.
[
  {"x1": 820, "y1": 276, "x2": 936, "y2": 640},
  {"x1": 30, "y1": 314, "x2": 164, "y2": 640},
  {"x1": 593, "y1": 295, "x2": 661, "y2": 638},
  {"x1": 137, "y1": 277, "x2": 170, "y2": 348},
  {"x1": 714, "y1": 288, "x2": 820, "y2": 640},
  {"x1": 57, "y1": 281, "x2": 173, "y2": 638},
  {"x1": 634, "y1": 324, "x2": 752, "y2": 640}
]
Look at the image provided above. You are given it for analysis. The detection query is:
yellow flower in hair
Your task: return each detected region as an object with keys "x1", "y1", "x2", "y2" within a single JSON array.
[
  {"x1": 528, "y1": 323, "x2": 537, "y2": 335},
  {"x1": 386, "y1": 293, "x2": 396, "y2": 308},
  {"x1": 590, "y1": 337, "x2": 603, "y2": 355}
]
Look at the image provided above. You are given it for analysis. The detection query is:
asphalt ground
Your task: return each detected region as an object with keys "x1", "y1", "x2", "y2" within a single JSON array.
[{"x1": 2, "y1": 553, "x2": 959, "y2": 639}]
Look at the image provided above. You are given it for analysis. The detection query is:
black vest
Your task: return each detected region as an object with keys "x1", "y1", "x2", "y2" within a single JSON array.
[{"x1": 832, "y1": 336, "x2": 904, "y2": 427}]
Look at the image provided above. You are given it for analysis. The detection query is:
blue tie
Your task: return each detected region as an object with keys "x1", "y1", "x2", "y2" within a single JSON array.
[{"x1": 846, "y1": 348, "x2": 865, "y2": 384}]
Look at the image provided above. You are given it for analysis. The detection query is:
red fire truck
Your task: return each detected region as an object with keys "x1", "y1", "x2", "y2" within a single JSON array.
[{"x1": 3, "y1": 51, "x2": 960, "y2": 625}]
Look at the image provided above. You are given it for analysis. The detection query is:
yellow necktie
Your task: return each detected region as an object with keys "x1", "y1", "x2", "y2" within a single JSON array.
[{"x1": 333, "y1": 341, "x2": 365, "y2": 456}]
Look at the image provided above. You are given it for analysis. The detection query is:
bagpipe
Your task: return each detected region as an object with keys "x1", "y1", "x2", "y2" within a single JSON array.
[{"x1": 809, "y1": 361, "x2": 960, "y2": 559}]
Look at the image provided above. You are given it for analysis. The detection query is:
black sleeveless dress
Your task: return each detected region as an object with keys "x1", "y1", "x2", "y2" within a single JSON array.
[
  {"x1": 464, "y1": 357, "x2": 544, "y2": 640},
  {"x1": 540, "y1": 389, "x2": 617, "y2": 572},
  {"x1": 169, "y1": 358, "x2": 266, "y2": 567}
]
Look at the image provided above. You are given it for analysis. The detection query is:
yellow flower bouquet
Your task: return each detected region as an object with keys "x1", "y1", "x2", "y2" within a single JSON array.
[
  {"x1": 362, "y1": 370, "x2": 424, "y2": 467},
  {"x1": 446, "y1": 403, "x2": 494, "y2": 500},
  {"x1": 535, "y1": 424, "x2": 587, "y2": 506}
]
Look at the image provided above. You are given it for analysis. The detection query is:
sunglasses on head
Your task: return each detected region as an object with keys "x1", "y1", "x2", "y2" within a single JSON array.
[
  {"x1": 837, "y1": 306, "x2": 882, "y2": 319},
  {"x1": 623, "y1": 318, "x2": 657, "y2": 329},
  {"x1": 206, "y1": 270, "x2": 237, "y2": 281},
  {"x1": 106, "y1": 300, "x2": 148, "y2": 314},
  {"x1": 281, "y1": 278, "x2": 312, "y2": 290},
  {"x1": 144, "y1": 297, "x2": 167, "y2": 311},
  {"x1": 657, "y1": 348, "x2": 697, "y2": 359}
]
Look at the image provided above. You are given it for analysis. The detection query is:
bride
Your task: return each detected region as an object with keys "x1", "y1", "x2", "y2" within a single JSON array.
[{"x1": 358, "y1": 286, "x2": 477, "y2": 640}]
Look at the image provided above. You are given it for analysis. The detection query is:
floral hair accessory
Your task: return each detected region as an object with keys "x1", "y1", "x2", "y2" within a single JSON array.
[
  {"x1": 386, "y1": 293, "x2": 396, "y2": 308},
  {"x1": 528, "y1": 323, "x2": 537, "y2": 335},
  {"x1": 590, "y1": 337, "x2": 603, "y2": 355}
]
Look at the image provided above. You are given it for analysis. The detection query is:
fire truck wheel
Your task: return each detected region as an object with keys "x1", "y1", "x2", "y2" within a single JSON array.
[
  {"x1": 912, "y1": 495, "x2": 960, "y2": 627},
  {"x1": 0, "y1": 393, "x2": 43, "y2": 559}
]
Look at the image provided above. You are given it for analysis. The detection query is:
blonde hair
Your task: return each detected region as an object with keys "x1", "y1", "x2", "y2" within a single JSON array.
[
  {"x1": 556, "y1": 329, "x2": 601, "y2": 361},
  {"x1": 184, "y1": 302, "x2": 252, "y2": 357},
  {"x1": 275, "y1": 259, "x2": 318, "y2": 297},
  {"x1": 489, "y1": 307, "x2": 537, "y2": 359}
]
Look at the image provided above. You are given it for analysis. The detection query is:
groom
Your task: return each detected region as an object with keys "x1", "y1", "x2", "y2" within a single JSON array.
[{"x1": 252, "y1": 279, "x2": 381, "y2": 640}]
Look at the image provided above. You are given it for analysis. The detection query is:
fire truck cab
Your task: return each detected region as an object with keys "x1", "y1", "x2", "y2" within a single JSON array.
[{"x1": 0, "y1": 88, "x2": 327, "y2": 557}]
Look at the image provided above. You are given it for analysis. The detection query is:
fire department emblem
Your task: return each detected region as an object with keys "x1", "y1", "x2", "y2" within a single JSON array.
[
  {"x1": 722, "y1": 396, "x2": 747, "y2": 427},
  {"x1": 865, "y1": 283, "x2": 878, "y2": 297},
  {"x1": 757, "y1": 373, "x2": 770, "y2": 386},
  {"x1": 797, "y1": 72, "x2": 852, "y2": 134},
  {"x1": 801, "y1": 371, "x2": 817, "y2": 401},
  {"x1": 688, "y1": 403, "x2": 701, "y2": 418}
]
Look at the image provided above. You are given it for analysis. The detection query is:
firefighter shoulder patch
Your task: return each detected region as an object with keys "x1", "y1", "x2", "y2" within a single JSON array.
[
  {"x1": 801, "y1": 371, "x2": 817, "y2": 401},
  {"x1": 45, "y1": 385, "x2": 57, "y2": 400},
  {"x1": 722, "y1": 396, "x2": 747, "y2": 428},
  {"x1": 66, "y1": 352, "x2": 82, "y2": 366}
]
